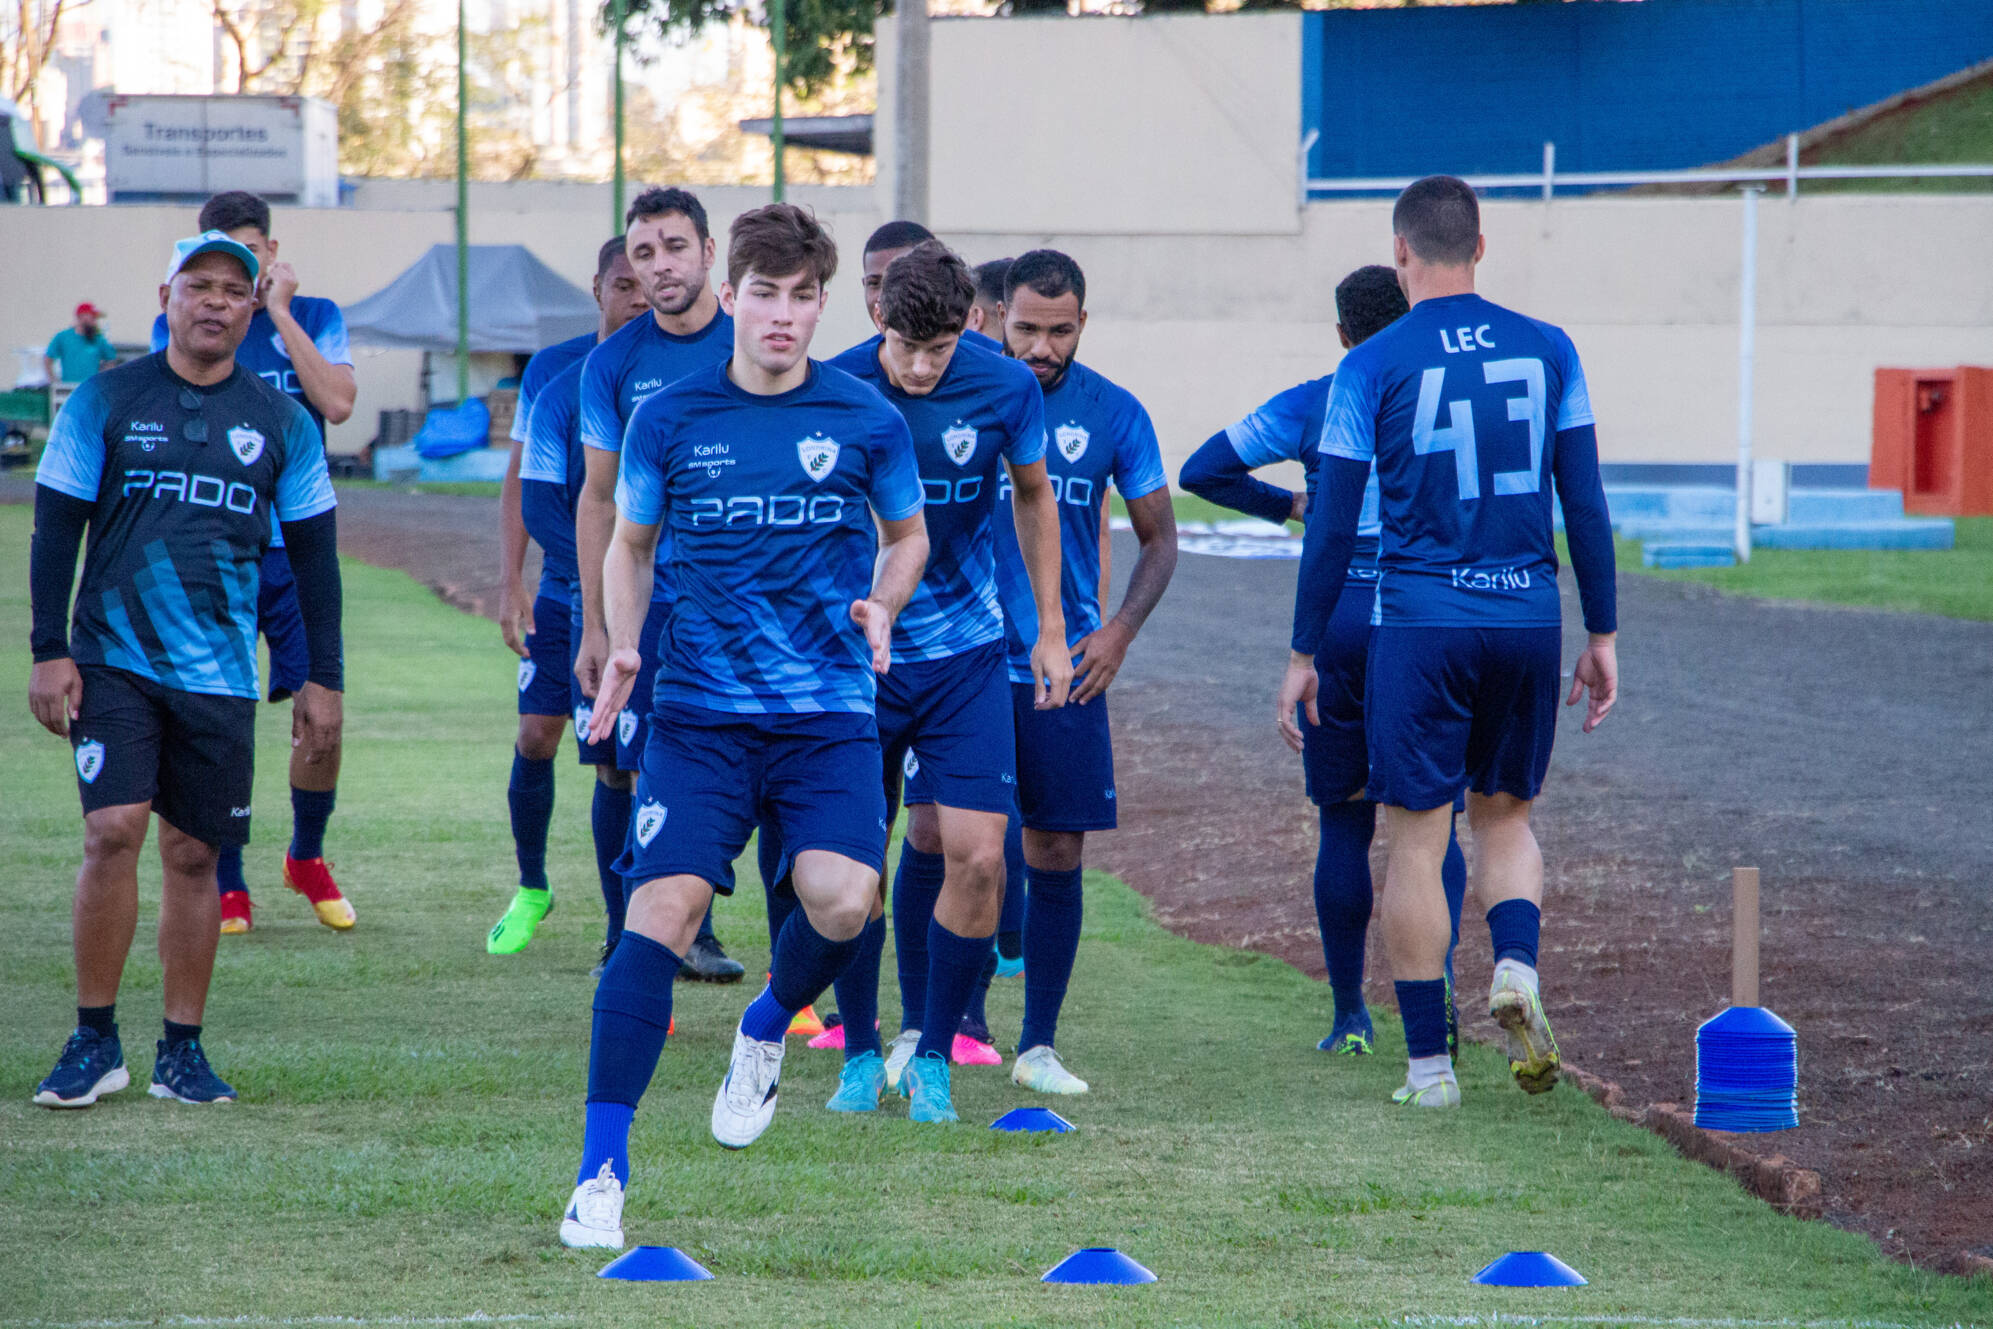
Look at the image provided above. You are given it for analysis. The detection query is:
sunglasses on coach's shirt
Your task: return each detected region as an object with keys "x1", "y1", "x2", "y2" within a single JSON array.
[{"x1": 179, "y1": 388, "x2": 207, "y2": 443}]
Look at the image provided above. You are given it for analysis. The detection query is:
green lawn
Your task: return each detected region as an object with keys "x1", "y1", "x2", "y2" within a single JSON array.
[
  {"x1": 1803, "y1": 69, "x2": 1993, "y2": 194},
  {"x1": 1, "y1": 505, "x2": 1987, "y2": 1327}
]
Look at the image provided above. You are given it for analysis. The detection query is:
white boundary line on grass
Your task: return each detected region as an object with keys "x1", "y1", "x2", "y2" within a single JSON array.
[
  {"x1": 5, "y1": 1316, "x2": 576, "y2": 1328},
  {"x1": 1402, "y1": 1316, "x2": 1977, "y2": 1329}
]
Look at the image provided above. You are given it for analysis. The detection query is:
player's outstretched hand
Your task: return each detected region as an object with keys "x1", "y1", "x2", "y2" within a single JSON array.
[
  {"x1": 1069, "y1": 619, "x2": 1134, "y2": 705},
  {"x1": 292, "y1": 682, "x2": 343, "y2": 767},
  {"x1": 1276, "y1": 653, "x2": 1319, "y2": 755},
  {"x1": 574, "y1": 624, "x2": 609, "y2": 699},
  {"x1": 1566, "y1": 633, "x2": 1618, "y2": 733},
  {"x1": 498, "y1": 576, "x2": 534, "y2": 658},
  {"x1": 29, "y1": 657, "x2": 82, "y2": 738},
  {"x1": 850, "y1": 599, "x2": 894, "y2": 675},
  {"x1": 587, "y1": 649, "x2": 642, "y2": 744},
  {"x1": 1029, "y1": 633, "x2": 1073, "y2": 710}
]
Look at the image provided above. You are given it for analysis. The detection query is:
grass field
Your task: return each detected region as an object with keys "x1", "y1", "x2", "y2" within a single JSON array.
[{"x1": 1, "y1": 504, "x2": 1988, "y2": 1327}]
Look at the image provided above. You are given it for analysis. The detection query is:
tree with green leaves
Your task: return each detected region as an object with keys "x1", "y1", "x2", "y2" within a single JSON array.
[{"x1": 611, "y1": 0, "x2": 882, "y2": 97}]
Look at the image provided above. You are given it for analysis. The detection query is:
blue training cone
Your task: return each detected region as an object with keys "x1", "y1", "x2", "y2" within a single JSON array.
[
  {"x1": 1042, "y1": 1247, "x2": 1157, "y2": 1285},
  {"x1": 1472, "y1": 1251, "x2": 1587, "y2": 1288},
  {"x1": 597, "y1": 1246, "x2": 715, "y2": 1282},
  {"x1": 991, "y1": 1106, "x2": 1076, "y2": 1133}
]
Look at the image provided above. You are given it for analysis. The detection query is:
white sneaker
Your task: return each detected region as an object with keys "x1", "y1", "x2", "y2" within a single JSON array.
[
  {"x1": 1489, "y1": 960, "x2": 1561, "y2": 1095},
  {"x1": 711, "y1": 1027, "x2": 785, "y2": 1149},
  {"x1": 1012, "y1": 1044, "x2": 1089, "y2": 1095},
  {"x1": 559, "y1": 1162, "x2": 625, "y2": 1249},
  {"x1": 883, "y1": 1028, "x2": 921, "y2": 1094},
  {"x1": 1391, "y1": 1072, "x2": 1462, "y2": 1108}
]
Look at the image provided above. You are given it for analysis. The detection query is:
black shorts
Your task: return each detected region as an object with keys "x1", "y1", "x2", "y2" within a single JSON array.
[{"x1": 71, "y1": 665, "x2": 257, "y2": 847}]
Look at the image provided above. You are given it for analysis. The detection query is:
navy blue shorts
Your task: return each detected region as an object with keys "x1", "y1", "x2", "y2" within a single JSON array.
[
  {"x1": 517, "y1": 590, "x2": 573, "y2": 718},
  {"x1": 877, "y1": 640, "x2": 1015, "y2": 817},
  {"x1": 1300, "y1": 575, "x2": 1376, "y2": 806},
  {"x1": 615, "y1": 597, "x2": 671, "y2": 773},
  {"x1": 1365, "y1": 625, "x2": 1562, "y2": 812},
  {"x1": 1011, "y1": 683, "x2": 1116, "y2": 833},
  {"x1": 617, "y1": 704, "x2": 889, "y2": 894},
  {"x1": 257, "y1": 547, "x2": 309, "y2": 703}
]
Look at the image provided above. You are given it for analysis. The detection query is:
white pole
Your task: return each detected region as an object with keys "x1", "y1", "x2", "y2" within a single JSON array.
[
  {"x1": 1542, "y1": 140, "x2": 1555, "y2": 201},
  {"x1": 1736, "y1": 186, "x2": 1761, "y2": 564}
]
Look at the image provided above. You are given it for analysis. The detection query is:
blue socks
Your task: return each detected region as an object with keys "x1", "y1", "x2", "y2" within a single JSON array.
[
  {"x1": 742, "y1": 909, "x2": 860, "y2": 1043},
  {"x1": 757, "y1": 823, "x2": 796, "y2": 955},
  {"x1": 891, "y1": 845, "x2": 945, "y2": 1028},
  {"x1": 591, "y1": 781, "x2": 631, "y2": 945},
  {"x1": 997, "y1": 816, "x2": 1025, "y2": 958},
  {"x1": 915, "y1": 919, "x2": 992, "y2": 1062},
  {"x1": 582, "y1": 931, "x2": 681, "y2": 1182},
  {"x1": 1313, "y1": 799, "x2": 1375, "y2": 1020},
  {"x1": 508, "y1": 751, "x2": 556, "y2": 891},
  {"x1": 1019, "y1": 864, "x2": 1084, "y2": 1052},
  {"x1": 1395, "y1": 978, "x2": 1451, "y2": 1060},
  {"x1": 1486, "y1": 898, "x2": 1541, "y2": 969},
  {"x1": 1442, "y1": 821, "x2": 1467, "y2": 973},
  {"x1": 838, "y1": 915, "x2": 887, "y2": 1060},
  {"x1": 216, "y1": 844, "x2": 247, "y2": 896},
  {"x1": 288, "y1": 786, "x2": 335, "y2": 860}
]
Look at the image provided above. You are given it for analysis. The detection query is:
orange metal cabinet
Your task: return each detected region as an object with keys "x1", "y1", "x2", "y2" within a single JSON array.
[{"x1": 1872, "y1": 368, "x2": 1993, "y2": 517}]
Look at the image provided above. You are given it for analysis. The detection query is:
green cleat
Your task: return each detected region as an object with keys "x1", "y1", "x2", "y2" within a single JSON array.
[
  {"x1": 826, "y1": 1052, "x2": 886, "y2": 1113},
  {"x1": 1489, "y1": 963, "x2": 1560, "y2": 1095},
  {"x1": 486, "y1": 887, "x2": 553, "y2": 955}
]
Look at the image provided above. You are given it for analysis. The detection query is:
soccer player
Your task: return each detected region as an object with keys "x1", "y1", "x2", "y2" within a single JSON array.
[
  {"x1": 967, "y1": 259, "x2": 1009, "y2": 340},
  {"x1": 558, "y1": 203, "x2": 927, "y2": 1249},
  {"x1": 1180, "y1": 264, "x2": 1468, "y2": 1058},
  {"x1": 969, "y1": 248, "x2": 1178, "y2": 1096},
  {"x1": 819, "y1": 240, "x2": 1070, "y2": 1121},
  {"x1": 29, "y1": 231, "x2": 342, "y2": 1107},
  {"x1": 147, "y1": 191, "x2": 356, "y2": 934},
  {"x1": 1282, "y1": 176, "x2": 1618, "y2": 1109},
  {"x1": 487, "y1": 236, "x2": 651, "y2": 954},
  {"x1": 571, "y1": 187, "x2": 743, "y2": 981}
]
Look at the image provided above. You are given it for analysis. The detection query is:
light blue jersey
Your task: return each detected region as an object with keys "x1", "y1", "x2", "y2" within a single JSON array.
[
  {"x1": 1225, "y1": 374, "x2": 1382, "y2": 563},
  {"x1": 520, "y1": 358, "x2": 587, "y2": 596},
  {"x1": 511, "y1": 332, "x2": 595, "y2": 445},
  {"x1": 615, "y1": 360, "x2": 924, "y2": 715},
  {"x1": 826, "y1": 335, "x2": 1045, "y2": 664}
]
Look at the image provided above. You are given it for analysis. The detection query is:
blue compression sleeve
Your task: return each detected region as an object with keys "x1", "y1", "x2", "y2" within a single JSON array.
[
  {"x1": 1551, "y1": 424, "x2": 1617, "y2": 635},
  {"x1": 1178, "y1": 432, "x2": 1296, "y2": 528},
  {"x1": 1290, "y1": 453, "x2": 1369, "y2": 655}
]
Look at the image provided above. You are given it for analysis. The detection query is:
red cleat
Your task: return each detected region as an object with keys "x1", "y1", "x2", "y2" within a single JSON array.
[
  {"x1": 283, "y1": 856, "x2": 355, "y2": 930},
  {"x1": 219, "y1": 890, "x2": 253, "y2": 935}
]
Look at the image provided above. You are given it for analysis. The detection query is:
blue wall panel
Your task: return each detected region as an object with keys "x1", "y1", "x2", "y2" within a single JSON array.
[{"x1": 1305, "y1": 0, "x2": 1993, "y2": 182}]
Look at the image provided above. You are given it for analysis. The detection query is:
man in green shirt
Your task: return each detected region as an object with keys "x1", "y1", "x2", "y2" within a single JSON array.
[{"x1": 44, "y1": 304, "x2": 117, "y2": 384}]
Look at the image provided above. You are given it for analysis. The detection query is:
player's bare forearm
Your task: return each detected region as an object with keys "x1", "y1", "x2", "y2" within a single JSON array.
[
  {"x1": 576, "y1": 451, "x2": 621, "y2": 635},
  {"x1": 268, "y1": 308, "x2": 356, "y2": 424},
  {"x1": 869, "y1": 513, "x2": 929, "y2": 620},
  {"x1": 497, "y1": 442, "x2": 532, "y2": 655},
  {"x1": 1109, "y1": 487, "x2": 1178, "y2": 636},
  {"x1": 1007, "y1": 459, "x2": 1068, "y2": 644},
  {"x1": 603, "y1": 516, "x2": 659, "y2": 658}
]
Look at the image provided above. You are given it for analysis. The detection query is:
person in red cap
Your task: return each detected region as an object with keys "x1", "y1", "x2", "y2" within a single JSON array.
[{"x1": 44, "y1": 303, "x2": 117, "y2": 384}]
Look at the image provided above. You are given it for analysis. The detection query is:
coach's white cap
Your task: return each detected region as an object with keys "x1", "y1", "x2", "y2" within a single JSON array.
[{"x1": 164, "y1": 230, "x2": 260, "y2": 285}]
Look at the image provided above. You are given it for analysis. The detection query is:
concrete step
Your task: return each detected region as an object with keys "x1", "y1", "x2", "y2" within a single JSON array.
[
  {"x1": 1784, "y1": 488, "x2": 1908, "y2": 524},
  {"x1": 1752, "y1": 520, "x2": 1954, "y2": 551},
  {"x1": 1643, "y1": 543, "x2": 1736, "y2": 569}
]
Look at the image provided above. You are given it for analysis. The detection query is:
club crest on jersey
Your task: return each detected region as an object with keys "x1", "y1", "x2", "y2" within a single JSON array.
[
  {"x1": 271, "y1": 332, "x2": 292, "y2": 361},
  {"x1": 634, "y1": 800, "x2": 667, "y2": 848},
  {"x1": 798, "y1": 434, "x2": 840, "y2": 483},
  {"x1": 618, "y1": 709, "x2": 639, "y2": 748},
  {"x1": 75, "y1": 740, "x2": 105, "y2": 784},
  {"x1": 941, "y1": 424, "x2": 978, "y2": 468},
  {"x1": 1054, "y1": 424, "x2": 1089, "y2": 463},
  {"x1": 227, "y1": 426, "x2": 265, "y2": 466},
  {"x1": 517, "y1": 659, "x2": 536, "y2": 692}
]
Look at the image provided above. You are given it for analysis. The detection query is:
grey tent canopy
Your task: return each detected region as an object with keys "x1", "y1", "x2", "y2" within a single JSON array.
[{"x1": 342, "y1": 244, "x2": 595, "y2": 353}]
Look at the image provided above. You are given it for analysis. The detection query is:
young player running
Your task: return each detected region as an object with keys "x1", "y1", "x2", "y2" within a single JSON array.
[
  {"x1": 1180, "y1": 264, "x2": 1468, "y2": 1058},
  {"x1": 1282, "y1": 177, "x2": 1618, "y2": 1109},
  {"x1": 147, "y1": 191, "x2": 355, "y2": 934},
  {"x1": 571, "y1": 188, "x2": 743, "y2": 980},
  {"x1": 819, "y1": 241, "x2": 1070, "y2": 1122},
  {"x1": 487, "y1": 237, "x2": 651, "y2": 953},
  {"x1": 30, "y1": 231, "x2": 342, "y2": 1106},
  {"x1": 559, "y1": 203, "x2": 927, "y2": 1249}
]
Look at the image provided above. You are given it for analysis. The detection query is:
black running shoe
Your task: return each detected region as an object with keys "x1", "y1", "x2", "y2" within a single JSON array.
[
  {"x1": 33, "y1": 1027, "x2": 129, "y2": 1108},
  {"x1": 148, "y1": 1039, "x2": 236, "y2": 1104},
  {"x1": 679, "y1": 935, "x2": 746, "y2": 983}
]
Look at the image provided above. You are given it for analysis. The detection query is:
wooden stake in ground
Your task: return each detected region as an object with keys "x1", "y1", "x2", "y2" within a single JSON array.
[{"x1": 1732, "y1": 866, "x2": 1760, "y2": 1009}]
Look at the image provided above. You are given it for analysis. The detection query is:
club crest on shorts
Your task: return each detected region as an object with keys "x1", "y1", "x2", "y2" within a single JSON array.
[
  {"x1": 1054, "y1": 423, "x2": 1089, "y2": 463},
  {"x1": 227, "y1": 425, "x2": 265, "y2": 466},
  {"x1": 941, "y1": 423, "x2": 978, "y2": 468},
  {"x1": 634, "y1": 800, "x2": 667, "y2": 848},
  {"x1": 517, "y1": 659, "x2": 536, "y2": 692},
  {"x1": 74, "y1": 740, "x2": 105, "y2": 784},
  {"x1": 573, "y1": 702, "x2": 593, "y2": 738},
  {"x1": 903, "y1": 749, "x2": 920, "y2": 780},
  {"x1": 618, "y1": 708, "x2": 638, "y2": 748},
  {"x1": 797, "y1": 434, "x2": 840, "y2": 483}
]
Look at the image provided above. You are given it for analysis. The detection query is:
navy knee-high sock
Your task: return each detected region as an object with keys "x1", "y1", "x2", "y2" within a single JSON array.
[
  {"x1": 1485, "y1": 899, "x2": 1540, "y2": 969},
  {"x1": 217, "y1": 844, "x2": 247, "y2": 896},
  {"x1": 915, "y1": 919, "x2": 992, "y2": 1062},
  {"x1": 757, "y1": 823, "x2": 798, "y2": 957},
  {"x1": 580, "y1": 932, "x2": 681, "y2": 1185},
  {"x1": 1314, "y1": 799, "x2": 1376, "y2": 1020},
  {"x1": 891, "y1": 845, "x2": 945, "y2": 1029},
  {"x1": 1442, "y1": 818, "x2": 1467, "y2": 976},
  {"x1": 289, "y1": 787, "x2": 335, "y2": 860},
  {"x1": 835, "y1": 915, "x2": 887, "y2": 1060},
  {"x1": 964, "y1": 945, "x2": 996, "y2": 1032},
  {"x1": 1395, "y1": 978, "x2": 1451, "y2": 1060},
  {"x1": 1019, "y1": 864, "x2": 1084, "y2": 1053},
  {"x1": 591, "y1": 781, "x2": 632, "y2": 944},
  {"x1": 996, "y1": 817, "x2": 1025, "y2": 959},
  {"x1": 742, "y1": 909, "x2": 861, "y2": 1043},
  {"x1": 508, "y1": 751, "x2": 556, "y2": 890}
]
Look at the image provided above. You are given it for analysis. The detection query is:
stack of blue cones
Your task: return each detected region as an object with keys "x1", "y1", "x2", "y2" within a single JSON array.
[{"x1": 1694, "y1": 1005, "x2": 1799, "y2": 1132}]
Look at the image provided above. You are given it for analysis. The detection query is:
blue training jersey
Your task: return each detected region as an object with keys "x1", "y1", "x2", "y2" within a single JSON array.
[
  {"x1": 36, "y1": 354, "x2": 336, "y2": 699},
  {"x1": 614, "y1": 360, "x2": 924, "y2": 716},
  {"x1": 1317, "y1": 292, "x2": 1595, "y2": 629},
  {"x1": 512, "y1": 331, "x2": 595, "y2": 445},
  {"x1": 1224, "y1": 374, "x2": 1382, "y2": 567},
  {"x1": 826, "y1": 335, "x2": 1046, "y2": 664},
  {"x1": 520, "y1": 357, "x2": 588, "y2": 597},
  {"x1": 994, "y1": 360, "x2": 1168, "y2": 685}
]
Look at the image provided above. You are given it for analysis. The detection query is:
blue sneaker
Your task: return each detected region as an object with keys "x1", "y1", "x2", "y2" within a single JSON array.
[
  {"x1": 826, "y1": 1051, "x2": 886, "y2": 1112},
  {"x1": 1318, "y1": 1007, "x2": 1375, "y2": 1056},
  {"x1": 902, "y1": 1052, "x2": 958, "y2": 1124},
  {"x1": 148, "y1": 1039, "x2": 236, "y2": 1104},
  {"x1": 34, "y1": 1027, "x2": 130, "y2": 1108},
  {"x1": 994, "y1": 954, "x2": 1024, "y2": 980}
]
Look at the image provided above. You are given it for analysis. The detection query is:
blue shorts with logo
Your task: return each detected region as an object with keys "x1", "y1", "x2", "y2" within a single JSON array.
[
  {"x1": 257, "y1": 547, "x2": 310, "y2": 703},
  {"x1": 1365, "y1": 624, "x2": 1562, "y2": 813},
  {"x1": 617, "y1": 703, "x2": 889, "y2": 895},
  {"x1": 517, "y1": 589, "x2": 574, "y2": 718},
  {"x1": 560, "y1": 597, "x2": 616, "y2": 767},
  {"x1": 1300, "y1": 574, "x2": 1377, "y2": 807},
  {"x1": 615, "y1": 597, "x2": 672, "y2": 773},
  {"x1": 1011, "y1": 682, "x2": 1116, "y2": 833},
  {"x1": 876, "y1": 640, "x2": 1015, "y2": 817}
]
